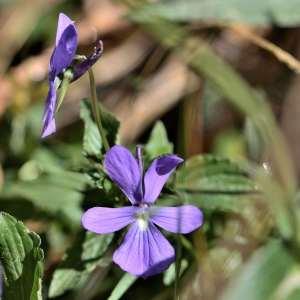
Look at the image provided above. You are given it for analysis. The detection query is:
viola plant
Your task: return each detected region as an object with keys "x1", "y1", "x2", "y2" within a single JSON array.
[
  {"x1": 2, "y1": 3, "x2": 300, "y2": 300},
  {"x1": 42, "y1": 13, "x2": 103, "y2": 138},
  {"x1": 82, "y1": 145, "x2": 203, "y2": 277}
]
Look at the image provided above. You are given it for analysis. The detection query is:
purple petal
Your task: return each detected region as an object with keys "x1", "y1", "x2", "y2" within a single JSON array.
[
  {"x1": 104, "y1": 145, "x2": 142, "y2": 204},
  {"x1": 72, "y1": 40, "x2": 103, "y2": 81},
  {"x1": 81, "y1": 206, "x2": 137, "y2": 234},
  {"x1": 55, "y1": 13, "x2": 74, "y2": 46},
  {"x1": 143, "y1": 155, "x2": 183, "y2": 203},
  {"x1": 41, "y1": 81, "x2": 56, "y2": 138},
  {"x1": 42, "y1": 13, "x2": 77, "y2": 138},
  {"x1": 113, "y1": 222, "x2": 175, "y2": 277},
  {"x1": 50, "y1": 17, "x2": 77, "y2": 77},
  {"x1": 151, "y1": 205, "x2": 203, "y2": 234}
]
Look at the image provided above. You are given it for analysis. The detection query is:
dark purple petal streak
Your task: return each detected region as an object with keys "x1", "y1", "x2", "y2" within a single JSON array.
[
  {"x1": 72, "y1": 40, "x2": 103, "y2": 81},
  {"x1": 143, "y1": 155, "x2": 183, "y2": 203}
]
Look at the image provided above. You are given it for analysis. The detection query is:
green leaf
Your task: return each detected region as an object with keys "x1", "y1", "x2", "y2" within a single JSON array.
[
  {"x1": 80, "y1": 100, "x2": 120, "y2": 159},
  {"x1": 49, "y1": 269, "x2": 82, "y2": 298},
  {"x1": 0, "y1": 212, "x2": 43, "y2": 300},
  {"x1": 167, "y1": 154, "x2": 257, "y2": 213},
  {"x1": 161, "y1": 193, "x2": 251, "y2": 213},
  {"x1": 80, "y1": 100, "x2": 102, "y2": 159},
  {"x1": 213, "y1": 129, "x2": 247, "y2": 161},
  {"x1": 134, "y1": 0, "x2": 300, "y2": 26},
  {"x1": 221, "y1": 240, "x2": 295, "y2": 300},
  {"x1": 176, "y1": 155, "x2": 256, "y2": 193},
  {"x1": 163, "y1": 259, "x2": 188, "y2": 286},
  {"x1": 107, "y1": 273, "x2": 137, "y2": 300},
  {"x1": 287, "y1": 289, "x2": 300, "y2": 300},
  {"x1": 100, "y1": 104, "x2": 120, "y2": 147},
  {"x1": 145, "y1": 121, "x2": 173, "y2": 159},
  {"x1": 49, "y1": 232, "x2": 113, "y2": 298},
  {"x1": 81, "y1": 232, "x2": 114, "y2": 261},
  {"x1": 1, "y1": 173, "x2": 85, "y2": 227}
]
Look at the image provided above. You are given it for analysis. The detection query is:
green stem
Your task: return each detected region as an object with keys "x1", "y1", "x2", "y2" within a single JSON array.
[
  {"x1": 88, "y1": 68, "x2": 110, "y2": 152},
  {"x1": 174, "y1": 233, "x2": 182, "y2": 300}
]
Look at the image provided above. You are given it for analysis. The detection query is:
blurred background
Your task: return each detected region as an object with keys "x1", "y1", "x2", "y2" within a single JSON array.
[{"x1": 2, "y1": 0, "x2": 300, "y2": 299}]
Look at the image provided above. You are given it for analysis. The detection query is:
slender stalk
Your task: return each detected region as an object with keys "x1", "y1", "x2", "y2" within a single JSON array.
[
  {"x1": 88, "y1": 68, "x2": 110, "y2": 152},
  {"x1": 174, "y1": 233, "x2": 182, "y2": 300},
  {"x1": 174, "y1": 188, "x2": 183, "y2": 300}
]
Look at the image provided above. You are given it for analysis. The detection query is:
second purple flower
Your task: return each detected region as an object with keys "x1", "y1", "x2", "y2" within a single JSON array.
[
  {"x1": 82, "y1": 145, "x2": 203, "y2": 277},
  {"x1": 42, "y1": 13, "x2": 103, "y2": 138}
]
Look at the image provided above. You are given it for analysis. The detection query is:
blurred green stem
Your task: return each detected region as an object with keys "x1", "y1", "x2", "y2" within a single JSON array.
[
  {"x1": 88, "y1": 68, "x2": 110, "y2": 152},
  {"x1": 174, "y1": 233, "x2": 182, "y2": 300}
]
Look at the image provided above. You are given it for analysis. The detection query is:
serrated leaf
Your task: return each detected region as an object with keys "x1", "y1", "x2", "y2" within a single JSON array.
[
  {"x1": 221, "y1": 240, "x2": 295, "y2": 300},
  {"x1": 176, "y1": 155, "x2": 256, "y2": 193},
  {"x1": 134, "y1": 0, "x2": 300, "y2": 26},
  {"x1": 0, "y1": 212, "x2": 43, "y2": 300},
  {"x1": 80, "y1": 100, "x2": 102, "y2": 158},
  {"x1": 100, "y1": 104, "x2": 120, "y2": 147},
  {"x1": 80, "y1": 100, "x2": 120, "y2": 159},
  {"x1": 49, "y1": 232, "x2": 113, "y2": 298},
  {"x1": 161, "y1": 193, "x2": 251, "y2": 213},
  {"x1": 48, "y1": 269, "x2": 82, "y2": 298},
  {"x1": 145, "y1": 121, "x2": 173, "y2": 159},
  {"x1": 82, "y1": 233, "x2": 114, "y2": 261},
  {"x1": 107, "y1": 273, "x2": 137, "y2": 300}
]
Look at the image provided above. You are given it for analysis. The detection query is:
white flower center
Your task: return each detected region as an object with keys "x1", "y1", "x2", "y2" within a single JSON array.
[
  {"x1": 135, "y1": 206, "x2": 150, "y2": 231},
  {"x1": 137, "y1": 218, "x2": 148, "y2": 231}
]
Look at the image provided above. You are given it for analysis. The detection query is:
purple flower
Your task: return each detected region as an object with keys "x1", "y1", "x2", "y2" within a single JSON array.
[
  {"x1": 82, "y1": 145, "x2": 203, "y2": 277},
  {"x1": 42, "y1": 13, "x2": 103, "y2": 138}
]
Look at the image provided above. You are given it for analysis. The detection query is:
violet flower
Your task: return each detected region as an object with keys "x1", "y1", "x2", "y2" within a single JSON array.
[
  {"x1": 42, "y1": 13, "x2": 102, "y2": 138},
  {"x1": 82, "y1": 145, "x2": 203, "y2": 277}
]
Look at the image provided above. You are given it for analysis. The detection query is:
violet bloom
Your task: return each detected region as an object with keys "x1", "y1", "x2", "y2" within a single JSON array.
[
  {"x1": 82, "y1": 145, "x2": 203, "y2": 277},
  {"x1": 42, "y1": 13, "x2": 102, "y2": 138}
]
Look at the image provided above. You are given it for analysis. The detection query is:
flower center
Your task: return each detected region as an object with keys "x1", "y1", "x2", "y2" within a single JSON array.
[
  {"x1": 135, "y1": 204, "x2": 150, "y2": 231},
  {"x1": 137, "y1": 217, "x2": 148, "y2": 231}
]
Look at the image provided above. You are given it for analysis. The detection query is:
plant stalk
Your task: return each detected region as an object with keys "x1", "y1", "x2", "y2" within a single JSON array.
[{"x1": 88, "y1": 68, "x2": 110, "y2": 152}]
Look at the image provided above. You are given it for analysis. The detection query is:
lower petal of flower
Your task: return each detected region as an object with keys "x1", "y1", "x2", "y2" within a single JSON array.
[
  {"x1": 113, "y1": 221, "x2": 175, "y2": 277},
  {"x1": 81, "y1": 206, "x2": 137, "y2": 234}
]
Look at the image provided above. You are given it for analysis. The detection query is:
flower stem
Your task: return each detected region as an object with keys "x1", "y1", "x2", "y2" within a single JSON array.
[
  {"x1": 174, "y1": 233, "x2": 182, "y2": 300},
  {"x1": 88, "y1": 68, "x2": 110, "y2": 152}
]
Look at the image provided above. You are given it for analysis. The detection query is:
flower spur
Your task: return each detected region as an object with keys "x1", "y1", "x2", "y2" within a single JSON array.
[{"x1": 82, "y1": 145, "x2": 203, "y2": 277}]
